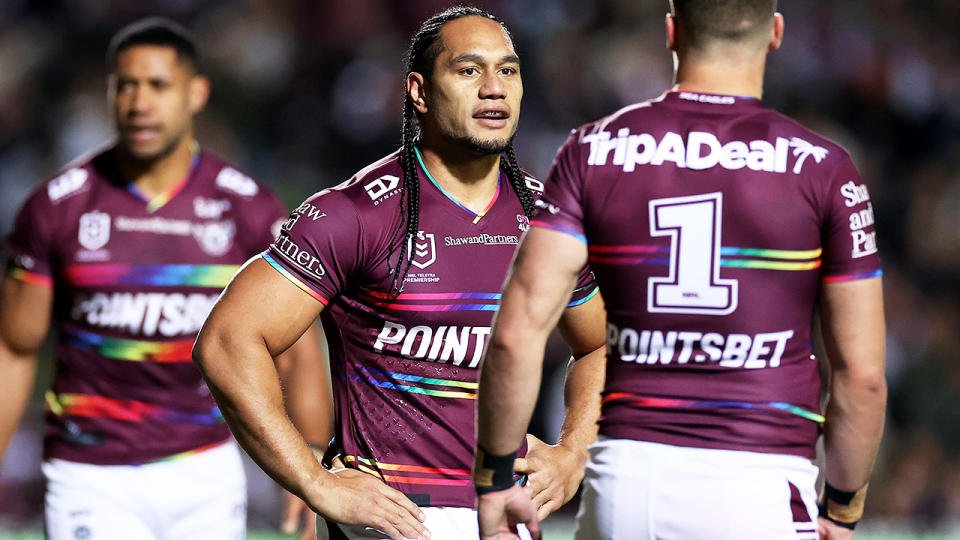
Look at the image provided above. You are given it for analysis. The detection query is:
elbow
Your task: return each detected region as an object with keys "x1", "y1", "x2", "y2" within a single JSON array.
[{"x1": 835, "y1": 368, "x2": 887, "y2": 406}]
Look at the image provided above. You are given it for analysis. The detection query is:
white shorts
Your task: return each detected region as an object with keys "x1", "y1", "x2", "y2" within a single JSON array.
[
  {"x1": 574, "y1": 438, "x2": 820, "y2": 540},
  {"x1": 320, "y1": 506, "x2": 532, "y2": 540},
  {"x1": 43, "y1": 441, "x2": 246, "y2": 540}
]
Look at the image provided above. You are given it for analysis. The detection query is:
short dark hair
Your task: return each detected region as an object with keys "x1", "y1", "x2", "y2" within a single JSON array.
[
  {"x1": 106, "y1": 17, "x2": 199, "y2": 72},
  {"x1": 670, "y1": 0, "x2": 777, "y2": 49}
]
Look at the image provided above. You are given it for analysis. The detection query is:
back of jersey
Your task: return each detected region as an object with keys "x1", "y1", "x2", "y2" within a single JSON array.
[{"x1": 534, "y1": 91, "x2": 881, "y2": 458}]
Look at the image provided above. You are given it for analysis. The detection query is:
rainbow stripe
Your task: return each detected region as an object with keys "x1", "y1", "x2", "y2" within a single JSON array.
[
  {"x1": 603, "y1": 392, "x2": 825, "y2": 424},
  {"x1": 47, "y1": 391, "x2": 224, "y2": 425},
  {"x1": 64, "y1": 264, "x2": 239, "y2": 287},
  {"x1": 346, "y1": 365, "x2": 477, "y2": 399},
  {"x1": 822, "y1": 269, "x2": 883, "y2": 283},
  {"x1": 416, "y1": 147, "x2": 501, "y2": 224},
  {"x1": 127, "y1": 140, "x2": 200, "y2": 213},
  {"x1": 358, "y1": 287, "x2": 499, "y2": 312},
  {"x1": 152, "y1": 440, "x2": 226, "y2": 463},
  {"x1": 345, "y1": 455, "x2": 473, "y2": 486},
  {"x1": 568, "y1": 286, "x2": 599, "y2": 307},
  {"x1": 262, "y1": 253, "x2": 329, "y2": 305},
  {"x1": 530, "y1": 220, "x2": 587, "y2": 244},
  {"x1": 8, "y1": 267, "x2": 53, "y2": 287},
  {"x1": 62, "y1": 325, "x2": 194, "y2": 363},
  {"x1": 588, "y1": 244, "x2": 823, "y2": 271}
]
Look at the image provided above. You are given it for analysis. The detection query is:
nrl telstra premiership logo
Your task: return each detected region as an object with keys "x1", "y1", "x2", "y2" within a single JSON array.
[{"x1": 410, "y1": 231, "x2": 436, "y2": 269}]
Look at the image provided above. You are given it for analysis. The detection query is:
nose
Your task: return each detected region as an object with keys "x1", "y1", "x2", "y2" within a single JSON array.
[
  {"x1": 127, "y1": 84, "x2": 151, "y2": 116},
  {"x1": 478, "y1": 70, "x2": 506, "y2": 100}
]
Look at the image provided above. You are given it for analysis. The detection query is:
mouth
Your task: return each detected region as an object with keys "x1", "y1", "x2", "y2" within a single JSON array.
[
  {"x1": 473, "y1": 108, "x2": 510, "y2": 128},
  {"x1": 122, "y1": 125, "x2": 162, "y2": 144}
]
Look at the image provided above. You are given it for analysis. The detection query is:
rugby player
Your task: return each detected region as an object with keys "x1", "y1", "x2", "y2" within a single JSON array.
[
  {"x1": 0, "y1": 17, "x2": 328, "y2": 539},
  {"x1": 475, "y1": 2, "x2": 886, "y2": 539},
  {"x1": 193, "y1": 6, "x2": 605, "y2": 540}
]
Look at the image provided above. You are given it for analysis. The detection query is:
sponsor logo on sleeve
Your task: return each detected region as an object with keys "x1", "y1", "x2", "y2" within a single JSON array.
[
  {"x1": 840, "y1": 180, "x2": 878, "y2": 258},
  {"x1": 272, "y1": 235, "x2": 326, "y2": 279},
  {"x1": 215, "y1": 167, "x2": 259, "y2": 197},
  {"x1": 48, "y1": 169, "x2": 89, "y2": 203},
  {"x1": 517, "y1": 214, "x2": 530, "y2": 232},
  {"x1": 582, "y1": 129, "x2": 828, "y2": 175},
  {"x1": 294, "y1": 201, "x2": 327, "y2": 220},
  {"x1": 534, "y1": 199, "x2": 560, "y2": 215},
  {"x1": 78, "y1": 211, "x2": 111, "y2": 251},
  {"x1": 364, "y1": 174, "x2": 401, "y2": 205}
]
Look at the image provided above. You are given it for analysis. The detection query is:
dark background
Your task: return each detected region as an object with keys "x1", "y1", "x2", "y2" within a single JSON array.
[{"x1": 1, "y1": 0, "x2": 958, "y2": 534}]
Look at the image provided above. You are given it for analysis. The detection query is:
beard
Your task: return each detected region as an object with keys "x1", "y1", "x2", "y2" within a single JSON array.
[{"x1": 453, "y1": 134, "x2": 513, "y2": 155}]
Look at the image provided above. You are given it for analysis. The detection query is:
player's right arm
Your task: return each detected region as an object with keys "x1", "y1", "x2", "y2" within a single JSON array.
[
  {"x1": 193, "y1": 258, "x2": 427, "y2": 540},
  {"x1": 819, "y1": 276, "x2": 886, "y2": 537},
  {"x1": 0, "y1": 276, "x2": 52, "y2": 462}
]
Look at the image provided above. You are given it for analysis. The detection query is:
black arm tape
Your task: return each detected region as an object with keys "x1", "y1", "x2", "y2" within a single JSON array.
[{"x1": 473, "y1": 445, "x2": 518, "y2": 495}]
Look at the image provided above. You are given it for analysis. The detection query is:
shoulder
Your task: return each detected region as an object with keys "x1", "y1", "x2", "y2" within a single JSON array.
[
  {"x1": 312, "y1": 151, "x2": 405, "y2": 215},
  {"x1": 763, "y1": 110, "x2": 852, "y2": 166},
  {"x1": 195, "y1": 150, "x2": 283, "y2": 203},
  {"x1": 22, "y1": 150, "x2": 107, "y2": 214}
]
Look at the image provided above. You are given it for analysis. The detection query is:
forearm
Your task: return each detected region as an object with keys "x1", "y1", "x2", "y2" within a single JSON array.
[
  {"x1": 278, "y1": 325, "x2": 334, "y2": 447},
  {"x1": 194, "y1": 332, "x2": 329, "y2": 503},
  {"x1": 824, "y1": 369, "x2": 887, "y2": 490},
  {"x1": 0, "y1": 346, "x2": 38, "y2": 460},
  {"x1": 555, "y1": 347, "x2": 604, "y2": 464}
]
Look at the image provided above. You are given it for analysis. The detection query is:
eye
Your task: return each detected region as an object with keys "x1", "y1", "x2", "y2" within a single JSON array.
[
  {"x1": 500, "y1": 67, "x2": 518, "y2": 76},
  {"x1": 461, "y1": 67, "x2": 478, "y2": 76}
]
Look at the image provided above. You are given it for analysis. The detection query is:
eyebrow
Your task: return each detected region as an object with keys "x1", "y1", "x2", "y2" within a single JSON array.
[{"x1": 451, "y1": 53, "x2": 521, "y2": 66}]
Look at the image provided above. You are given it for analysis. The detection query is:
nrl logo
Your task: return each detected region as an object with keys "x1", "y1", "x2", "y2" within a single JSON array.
[
  {"x1": 410, "y1": 231, "x2": 436, "y2": 269},
  {"x1": 78, "y1": 211, "x2": 111, "y2": 250}
]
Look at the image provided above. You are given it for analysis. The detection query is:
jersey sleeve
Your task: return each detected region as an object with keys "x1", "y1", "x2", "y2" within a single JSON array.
[
  {"x1": 5, "y1": 188, "x2": 57, "y2": 287},
  {"x1": 819, "y1": 153, "x2": 882, "y2": 282},
  {"x1": 531, "y1": 129, "x2": 588, "y2": 243},
  {"x1": 567, "y1": 265, "x2": 599, "y2": 307},
  {"x1": 262, "y1": 190, "x2": 362, "y2": 305}
]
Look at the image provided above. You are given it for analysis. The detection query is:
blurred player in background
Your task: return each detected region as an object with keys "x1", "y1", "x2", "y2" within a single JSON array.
[
  {"x1": 0, "y1": 17, "x2": 329, "y2": 540},
  {"x1": 194, "y1": 6, "x2": 605, "y2": 540},
  {"x1": 475, "y1": 1, "x2": 886, "y2": 539}
]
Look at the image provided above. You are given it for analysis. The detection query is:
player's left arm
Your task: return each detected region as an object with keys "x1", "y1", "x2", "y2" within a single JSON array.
[
  {"x1": 513, "y1": 292, "x2": 605, "y2": 521},
  {"x1": 475, "y1": 227, "x2": 588, "y2": 539}
]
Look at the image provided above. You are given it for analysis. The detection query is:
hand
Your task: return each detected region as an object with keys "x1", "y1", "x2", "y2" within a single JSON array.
[
  {"x1": 306, "y1": 466, "x2": 430, "y2": 540},
  {"x1": 281, "y1": 491, "x2": 317, "y2": 540},
  {"x1": 513, "y1": 433, "x2": 586, "y2": 521},
  {"x1": 818, "y1": 517, "x2": 855, "y2": 540},
  {"x1": 477, "y1": 484, "x2": 541, "y2": 540}
]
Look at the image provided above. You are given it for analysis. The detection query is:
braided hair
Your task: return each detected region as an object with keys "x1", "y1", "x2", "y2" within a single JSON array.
[{"x1": 393, "y1": 6, "x2": 536, "y2": 293}]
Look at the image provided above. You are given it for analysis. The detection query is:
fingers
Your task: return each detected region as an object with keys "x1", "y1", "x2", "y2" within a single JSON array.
[
  {"x1": 535, "y1": 498, "x2": 560, "y2": 522},
  {"x1": 513, "y1": 457, "x2": 530, "y2": 473},
  {"x1": 376, "y1": 484, "x2": 427, "y2": 540}
]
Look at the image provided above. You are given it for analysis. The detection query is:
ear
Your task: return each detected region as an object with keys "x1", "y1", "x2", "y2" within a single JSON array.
[
  {"x1": 665, "y1": 13, "x2": 678, "y2": 52},
  {"x1": 188, "y1": 75, "x2": 210, "y2": 115},
  {"x1": 407, "y1": 72, "x2": 428, "y2": 115},
  {"x1": 768, "y1": 13, "x2": 785, "y2": 52}
]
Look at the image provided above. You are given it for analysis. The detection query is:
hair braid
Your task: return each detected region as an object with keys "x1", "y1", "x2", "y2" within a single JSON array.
[
  {"x1": 502, "y1": 144, "x2": 537, "y2": 218},
  {"x1": 391, "y1": 100, "x2": 421, "y2": 294}
]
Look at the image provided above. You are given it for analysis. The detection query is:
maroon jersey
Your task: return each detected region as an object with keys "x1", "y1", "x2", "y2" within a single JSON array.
[
  {"x1": 533, "y1": 91, "x2": 881, "y2": 459},
  {"x1": 5, "y1": 146, "x2": 287, "y2": 465},
  {"x1": 265, "y1": 151, "x2": 597, "y2": 507}
]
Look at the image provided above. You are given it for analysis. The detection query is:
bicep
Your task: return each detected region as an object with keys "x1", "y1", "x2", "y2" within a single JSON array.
[
  {"x1": 819, "y1": 277, "x2": 885, "y2": 375},
  {"x1": 0, "y1": 276, "x2": 53, "y2": 355},
  {"x1": 557, "y1": 293, "x2": 606, "y2": 358},
  {"x1": 201, "y1": 257, "x2": 325, "y2": 357}
]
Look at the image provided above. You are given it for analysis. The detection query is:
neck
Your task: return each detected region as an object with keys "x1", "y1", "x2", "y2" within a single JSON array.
[
  {"x1": 673, "y1": 48, "x2": 767, "y2": 99},
  {"x1": 116, "y1": 135, "x2": 196, "y2": 199},
  {"x1": 417, "y1": 136, "x2": 502, "y2": 213}
]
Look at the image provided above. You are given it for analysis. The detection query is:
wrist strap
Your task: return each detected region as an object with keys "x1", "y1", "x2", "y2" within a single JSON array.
[
  {"x1": 818, "y1": 482, "x2": 869, "y2": 529},
  {"x1": 473, "y1": 445, "x2": 518, "y2": 495}
]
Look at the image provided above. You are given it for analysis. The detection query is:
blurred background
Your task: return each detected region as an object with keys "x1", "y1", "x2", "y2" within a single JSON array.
[{"x1": 1, "y1": 0, "x2": 958, "y2": 537}]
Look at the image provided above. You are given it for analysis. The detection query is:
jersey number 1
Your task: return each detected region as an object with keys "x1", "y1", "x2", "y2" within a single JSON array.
[{"x1": 648, "y1": 192, "x2": 738, "y2": 315}]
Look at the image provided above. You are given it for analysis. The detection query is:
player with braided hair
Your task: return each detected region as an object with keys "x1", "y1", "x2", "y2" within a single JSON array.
[{"x1": 194, "y1": 6, "x2": 604, "y2": 540}]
